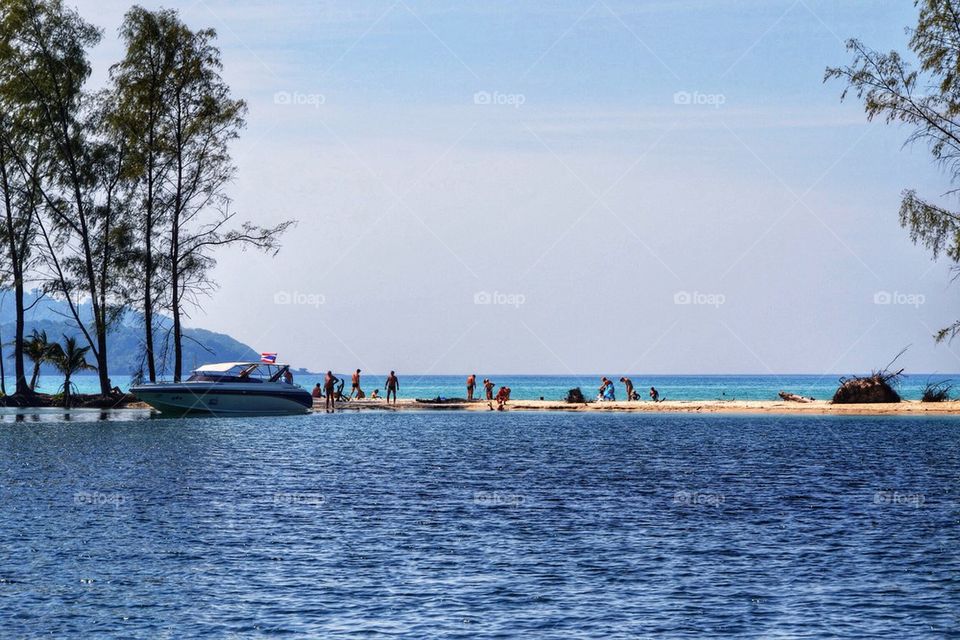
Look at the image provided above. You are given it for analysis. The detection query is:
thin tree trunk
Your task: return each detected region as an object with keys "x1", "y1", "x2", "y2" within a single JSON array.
[
  {"x1": 171, "y1": 224, "x2": 182, "y2": 381},
  {"x1": 98, "y1": 173, "x2": 115, "y2": 394},
  {"x1": 172, "y1": 282, "x2": 181, "y2": 382},
  {"x1": 143, "y1": 115, "x2": 158, "y2": 382},
  {"x1": 0, "y1": 144, "x2": 30, "y2": 396},
  {"x1": 144, "y1": 182, "x2": 156, "y2": 381},
  {"x1": 13, "y1": 282, "x2": 28, "y2": 396},
  {"x1": 171, "y1": 102, "x2": 184, "y2": 383},
  {"x1": 0, "y1": 324, "x2": 5, "y2": 396}
]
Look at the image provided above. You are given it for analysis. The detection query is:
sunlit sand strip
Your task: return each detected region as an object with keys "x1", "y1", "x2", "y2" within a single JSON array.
[{"x1": 318, "y1": 399, "x2": 960, "y2": 415}]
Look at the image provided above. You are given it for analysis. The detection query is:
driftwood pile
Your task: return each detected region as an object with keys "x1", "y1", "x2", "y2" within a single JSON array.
[
  {"x1": 778, "y1": 391, "x2": 815, "y2": 403},
  {"x1": 832, "y1": 370, "x2": 902, "y2": 404},
  {"x1": 831, "y1": 349, "x2": 908, "y2": 404},
  {"x1": 921, "y1": 381, "x2": 953, "y2": 402}
]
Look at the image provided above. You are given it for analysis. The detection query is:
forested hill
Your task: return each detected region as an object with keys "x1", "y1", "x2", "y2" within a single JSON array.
[{"x1": 0, "y1": 291, "x2": 258, "y2": 375}]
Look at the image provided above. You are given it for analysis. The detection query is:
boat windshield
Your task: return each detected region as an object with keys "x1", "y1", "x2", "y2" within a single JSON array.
[{"x1": 187, "y1": 363, "x2": 290, "y2": 383}]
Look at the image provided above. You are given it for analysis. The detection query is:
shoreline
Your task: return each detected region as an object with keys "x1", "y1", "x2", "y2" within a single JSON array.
[
  {"x1": 1, "y1": 398, "x2": 958, "y2": 416},
  {"x1": 320, "y1": 398, "x2": 960, "y2": 416}
]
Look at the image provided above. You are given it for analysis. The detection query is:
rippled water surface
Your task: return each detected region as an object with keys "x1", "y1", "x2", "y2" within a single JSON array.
[{"x1": 1, "y1": 412, "x2": 958, "y2": 638}]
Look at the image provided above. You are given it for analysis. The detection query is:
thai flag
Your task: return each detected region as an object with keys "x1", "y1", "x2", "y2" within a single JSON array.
[{"x1": 260, "y1": 353, "x2": 277, "y2": 364}]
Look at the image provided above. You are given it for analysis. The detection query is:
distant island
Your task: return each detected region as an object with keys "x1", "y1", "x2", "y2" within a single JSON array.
[{"x1": 0, "y1": 291, "x2": 281, "y2": 377}]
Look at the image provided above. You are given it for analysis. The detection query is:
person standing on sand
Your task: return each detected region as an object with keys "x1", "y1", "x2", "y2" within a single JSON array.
[
  {"x1": 350, "y1": 369, "x2": 362, "y2": 399},
  {"x1": 620, "y1": 377, "x2": 635, "y2": 401},
  {"x1": 650, "y1": 386, "x2": 660, "y2": 402},
  {"x1": 466, "y1": 374, "x2": 476, "y2": 401},
  {"x1": 324, "y1": 371, "x2": 337, "y2": 413},
  {"x1": 385, "y1": 371, "x2": 399, "y2": 405},
  {"x1": 484, "y1": 378, "x2": 495, "y2": 401}
]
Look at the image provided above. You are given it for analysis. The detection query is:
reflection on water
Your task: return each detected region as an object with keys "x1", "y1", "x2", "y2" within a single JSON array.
[{"x1": 0, "y1": 408, "x2": 152, "y2": 423}]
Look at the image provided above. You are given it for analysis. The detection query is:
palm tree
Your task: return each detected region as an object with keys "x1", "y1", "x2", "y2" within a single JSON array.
[
  {"x1": 49, "y1": 336, "x2": 95, "y2": 409},
  {"x1": 24, "y1": 330, "x2": 56, "y2": 392}
]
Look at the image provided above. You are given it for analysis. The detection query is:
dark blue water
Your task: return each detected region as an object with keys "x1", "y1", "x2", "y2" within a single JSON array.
[{"x1": 1, "y1": 411, "x2": 958, "y2": 638}]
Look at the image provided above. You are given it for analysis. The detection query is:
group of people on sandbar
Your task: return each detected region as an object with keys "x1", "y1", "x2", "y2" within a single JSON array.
[
  {"x1": 309, "y1": 370, "x2": 662, "y2": 413},
  {"x1": 466, "y1": 374, "x2": 511, "y2": 410},
  {"x1": 598, "y1": 377, "x2": 661, "y2": 403},
  {"x1": 312, "y1": 369, "x2": 401, "y2": 413}
]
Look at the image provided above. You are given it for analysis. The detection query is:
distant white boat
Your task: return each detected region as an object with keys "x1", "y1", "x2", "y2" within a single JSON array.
[{"x1": 131, "y1": 362, "x2": 313, "y2": 417}]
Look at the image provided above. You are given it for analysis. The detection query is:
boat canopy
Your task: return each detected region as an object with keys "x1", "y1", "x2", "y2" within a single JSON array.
[{"x1": 194, "y1": 362, "x2": 289, "y2": 373}]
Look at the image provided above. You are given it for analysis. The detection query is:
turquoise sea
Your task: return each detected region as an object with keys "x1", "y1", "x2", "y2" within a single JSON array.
[{"x1": 17, "y1": 372, "x2": 960, "y2": 401}]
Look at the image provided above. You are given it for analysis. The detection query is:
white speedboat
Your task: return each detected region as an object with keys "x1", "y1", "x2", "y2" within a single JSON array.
[{"x1": 131, "y1": 362, "x2": 313, "y2": 416}]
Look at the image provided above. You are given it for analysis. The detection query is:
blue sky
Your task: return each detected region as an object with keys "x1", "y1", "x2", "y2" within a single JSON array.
[{"x1": 76, "y1": 0, "x2": 960, "y2": 374}]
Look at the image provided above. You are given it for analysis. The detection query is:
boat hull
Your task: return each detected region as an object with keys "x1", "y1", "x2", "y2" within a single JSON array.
[{"x1": 131, "y1": 383, "x2": 312, "y2": 417}]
